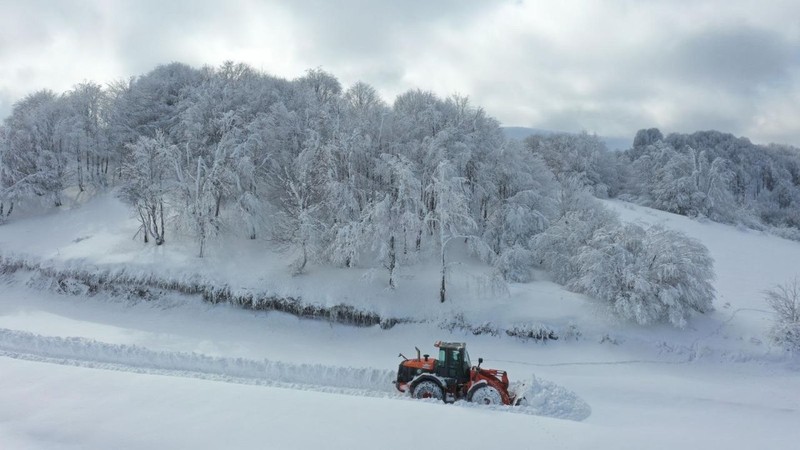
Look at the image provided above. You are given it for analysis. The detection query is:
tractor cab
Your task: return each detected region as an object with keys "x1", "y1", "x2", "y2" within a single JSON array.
[{"x1": 433, "y1": 341, "x2": 471, "y2": 384}]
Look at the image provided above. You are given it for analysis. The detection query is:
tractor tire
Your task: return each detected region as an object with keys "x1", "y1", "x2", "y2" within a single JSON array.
[
  {"x1": 412, "y1": 380, "x2": 444, "y2": 401},
  {"x1": 468, "y1": 385, "x2": 503, "y2": 405}
]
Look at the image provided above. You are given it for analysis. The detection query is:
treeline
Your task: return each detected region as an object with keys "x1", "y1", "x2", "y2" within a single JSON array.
[
  {"x1": 624, "y1": 129, "x2": 800, "y2": 237},
  {"x1": 527, "y1": 128, "x2": 800, "y2": 238},
  {"x1": 0, "y1": 61, "x2": 715, "y2": 327}
]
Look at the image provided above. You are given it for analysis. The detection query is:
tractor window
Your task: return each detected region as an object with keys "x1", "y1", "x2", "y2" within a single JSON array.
[
  {"x1": 436, "y1": 348, "x2": 470, "y2": 380},
  {"x1": 463, "y1": 350, "x2": 471, "y2": 369},
  {"x1": 449, "y1": 350, "x2": 463, "y2": 378}
]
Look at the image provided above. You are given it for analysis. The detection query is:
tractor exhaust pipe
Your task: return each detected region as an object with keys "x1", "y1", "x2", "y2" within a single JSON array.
[{"x1": 415, "y1": 346, "x2": 421, "y2": 360}]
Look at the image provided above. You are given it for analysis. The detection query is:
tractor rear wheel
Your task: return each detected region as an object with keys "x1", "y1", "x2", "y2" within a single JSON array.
[
  {"x1": 468, "y1": 385, "x2": 503, "y2": 405},
  {"x1": 412, "y1": 380, "x2": 443, "y2": 401}
]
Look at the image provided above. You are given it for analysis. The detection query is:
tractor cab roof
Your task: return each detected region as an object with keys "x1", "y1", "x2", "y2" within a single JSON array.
[{"x1": 434, "y1": 341, "x2": 466, "y2": 350}]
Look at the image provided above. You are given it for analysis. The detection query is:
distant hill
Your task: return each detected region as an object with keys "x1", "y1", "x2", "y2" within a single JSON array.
[{"x1": 502, "y1": 126, "x2": 631, "y2": 151}]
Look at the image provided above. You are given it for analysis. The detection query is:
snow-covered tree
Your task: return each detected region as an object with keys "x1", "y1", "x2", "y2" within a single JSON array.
[
  {"x1": 0, "y1": 90, "x2": 69, "y2": 210},
  {"x1": 478, "y1": 142, "x2": 557, "y2": 281},
  {"x1": 169, "y1": 62, "x2": 279, "y2": 254},
  {"x1": 230, "y1": 121, "x2": 269, "y2": 240},
  {"x1": 632, "y1": 127, "x2": 664, "y2": 149},
  {"x1": 426, "y1": 160, "x2": 478, "y2": 302},
  {"x1": 531, "y1": 177, "x2": 617, "y2": 284},
  {"x1": 765, "y1": 278, "x2": 800, "y2": 352},
  {"x1": 344, "y1": 81, "x2": 383, "y2": 122},
  {"x1": 361, "y1": 154, "x2": 424, "y2": 288},
  {"x1": 266, "y1": 131, "x2": 328, "y2": 274},
  {"x1": 118, "y1": 132, "x2": 173, "y2": 244},
  {"x1": 107, "y1": 62, "x2": 202, "y2": 144},
  {"x1": 525, "y1": 131, "x2": 616, "y2": 196},
  {"x1": 299, "y1": 68, "x2": 342, "y2": 107},
  {"x1": 63, "y1": 82, "x2": 109, "y2": 190}
]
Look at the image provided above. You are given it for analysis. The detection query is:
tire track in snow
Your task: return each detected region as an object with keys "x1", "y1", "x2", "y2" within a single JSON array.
[
  {"x1": 491, "y1": 359, "x2": 688, "y2": 367},
  {"x1": 0, "y1": 328, "x2": 591, "y2": 421}
]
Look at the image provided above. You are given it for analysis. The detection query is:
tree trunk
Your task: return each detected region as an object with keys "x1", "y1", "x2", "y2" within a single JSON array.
[
  {"x1": 198, "y1": 216, "x2": 206, "y2": 258},
  {"x1": 160, "y1": 201, "x2": 165, "y2": 244},
  {"x1": 388, "y1": 235, "x2": 396, "y2": 289},
  {"x1": 214, "y1": 193, "x2": 222, "y2": 218},
  {"x1": 138, "y1": 209, "x2": 150, "y2": 243},
  {"x1": 440, "y1": 246, "x2": 446, "y2": 303},
  {"x1": 296, "y1": 243, "x2": 308, "y2": 274},
  {"x1": 77, "y1": 151, "x2": 84, "y2": 192},
  {"x1": 152, "y1": 200, "x2": 165, "y2": 245}
]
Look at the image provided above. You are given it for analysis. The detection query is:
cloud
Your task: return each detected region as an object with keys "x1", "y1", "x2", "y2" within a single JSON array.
[
  {"x1": 420, "y1": 0, "x2": 800, "y2": 144},
  {"x1": 2, "y1": 0, "x2": 800, "y2": 146},
  {"x1": 664, "y1": 26, "x2": 795, "y2": 91}
]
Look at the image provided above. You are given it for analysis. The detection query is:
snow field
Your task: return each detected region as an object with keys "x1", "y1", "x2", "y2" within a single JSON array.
[
  {"x1": 1, "y1": 356, "x2": 604, "y2": 450},
  {"x1": 1, "y1": 195, "x2": 800, "y2": 448}
]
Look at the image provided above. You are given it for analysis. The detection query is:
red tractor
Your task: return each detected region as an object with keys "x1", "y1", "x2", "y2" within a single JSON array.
[{"x1": 394, "y1": 341, "x2": 519, "y2": 405}]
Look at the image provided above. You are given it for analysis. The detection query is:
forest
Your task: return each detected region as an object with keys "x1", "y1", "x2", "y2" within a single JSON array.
[{"x1": 3, "y1": 61, "x2": 797, "y2": 328}]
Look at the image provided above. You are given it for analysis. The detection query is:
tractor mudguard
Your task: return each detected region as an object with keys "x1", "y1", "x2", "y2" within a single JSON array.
[
  {"x1": 409, "y1": 373, "x2": 446, "y2": 391},
  {"x1": 466, "y1": 380, "x2": 489, "y2": 401}
]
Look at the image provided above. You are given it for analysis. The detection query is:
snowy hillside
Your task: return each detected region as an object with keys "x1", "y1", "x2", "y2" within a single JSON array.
[
  {"x1": 0, "y1": 193, "x2": 592, "y2": 334},
  {"x1": 0, "y1": 195, "x2": 799, "y2": 449}
]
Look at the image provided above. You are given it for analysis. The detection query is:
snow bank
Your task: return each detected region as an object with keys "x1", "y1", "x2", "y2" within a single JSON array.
[{"x1": 0, "y1": 327, "x2": 396, "y2": 393}]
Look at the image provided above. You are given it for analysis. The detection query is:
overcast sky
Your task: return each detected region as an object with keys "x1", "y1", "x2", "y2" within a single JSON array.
[{"x1": 2, "y1": 0, "x2": 799, "y2": 146}]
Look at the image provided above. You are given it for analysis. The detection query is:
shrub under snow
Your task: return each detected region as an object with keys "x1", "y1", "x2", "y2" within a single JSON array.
[
  {"x1": 574, "y1": 224, "x2": 715, "y2": 328},
  {"x1": 765, "y1": 278, "x2": 800, "y2": 352}
]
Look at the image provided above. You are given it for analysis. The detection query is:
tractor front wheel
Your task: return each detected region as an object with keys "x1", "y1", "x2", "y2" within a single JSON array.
[
  {"x1": 412, "y1": 380, "x2": 443, "y2": 401},
  {"x1": 468, "y1": 385, "x2": 503, "y2": 405}
]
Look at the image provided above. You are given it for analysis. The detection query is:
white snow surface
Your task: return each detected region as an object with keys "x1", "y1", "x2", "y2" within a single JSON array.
[{"x1": 0, "y1": 195, "x2": 799, "y2": 449}]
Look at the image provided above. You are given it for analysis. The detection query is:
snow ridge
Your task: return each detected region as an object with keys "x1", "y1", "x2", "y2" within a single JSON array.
[{"x1": 0, "y1": 327, "x2": 396, "y2": 393}]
